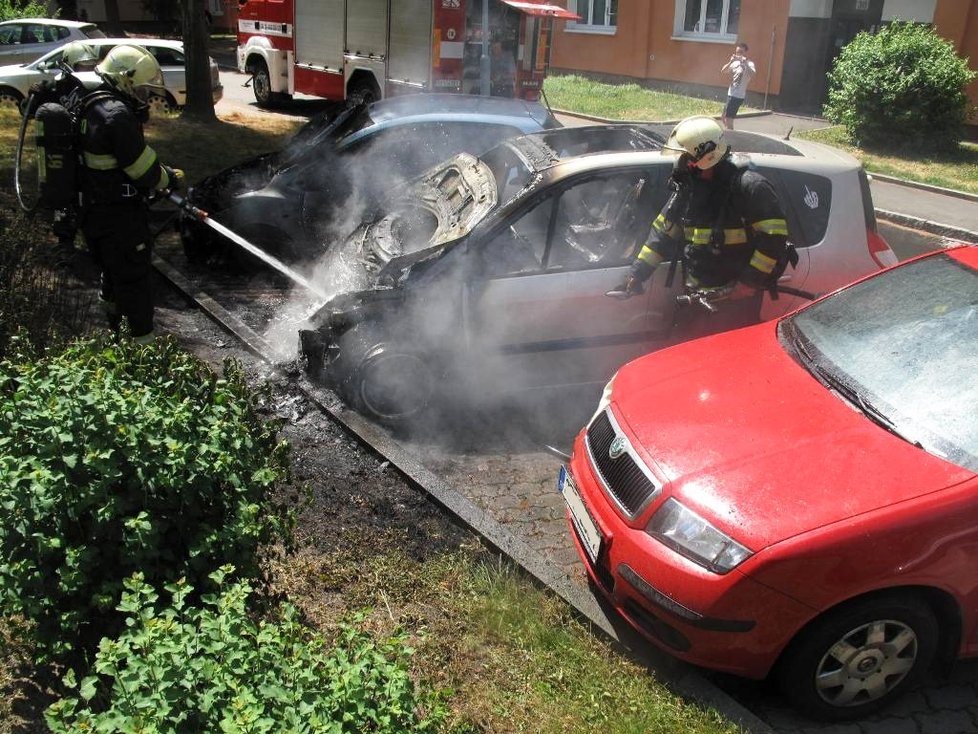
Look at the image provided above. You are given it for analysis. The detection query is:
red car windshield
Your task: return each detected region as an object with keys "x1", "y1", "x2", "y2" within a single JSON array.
[{"x1": 783, "y1": 253, "x2": 978, "y2": 472}]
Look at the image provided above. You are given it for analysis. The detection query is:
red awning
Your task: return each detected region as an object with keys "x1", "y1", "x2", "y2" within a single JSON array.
[{"x1": 499, "y1": 0, "x2": 581, "y2": 20}]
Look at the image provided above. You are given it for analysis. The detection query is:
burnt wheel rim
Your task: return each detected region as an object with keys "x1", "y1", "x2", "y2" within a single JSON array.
[
  {"x1": 358, "y1": 352, "x2": 431, "y2": 421},
  {"x1": 814, "y1": 619, "x2": 918, "y2": 708}
]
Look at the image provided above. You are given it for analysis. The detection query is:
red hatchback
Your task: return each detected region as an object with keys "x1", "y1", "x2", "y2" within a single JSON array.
[{"x1": 561, "y1": 245, "x2": 978, "y2": 721}]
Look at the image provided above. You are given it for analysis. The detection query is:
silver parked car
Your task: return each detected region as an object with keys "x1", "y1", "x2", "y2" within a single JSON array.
[
  {"x1": 0, "y1": 18, "x2": 104, "y2": 66},
  {"x1": 298, "y1": 125, "x2": 897, "y2": 424},
  {"x1": 0, "y1": 37, "x2": 223, "y2": 112}
]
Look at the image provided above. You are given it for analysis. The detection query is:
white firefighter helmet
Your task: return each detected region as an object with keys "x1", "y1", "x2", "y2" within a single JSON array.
[
  {"x1": 663, "y1": 115, "x2": 729, "y2": 170},
  {"x1": 60, "y1": 40, "x2": 98, "y2": 71},
  {"x1": 96, "y1": 44, "x2": 165, "y2": 101}
]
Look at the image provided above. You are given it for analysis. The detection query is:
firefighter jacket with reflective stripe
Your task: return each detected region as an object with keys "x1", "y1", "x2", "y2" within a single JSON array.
[
  {"x1": 630, "y1": 156, "x2": 789, "y2": 289},
  {"x1": 78, "y1": 90, "x2": 172, "y2": 206}
]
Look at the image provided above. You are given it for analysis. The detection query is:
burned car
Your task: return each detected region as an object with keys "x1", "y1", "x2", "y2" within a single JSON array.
[
  {"x1": 179, "y1": 93, "x2": 559, "y2": 263},
  {"x1": 299, "y1": 125, "x2": 896, "y2": 424}
]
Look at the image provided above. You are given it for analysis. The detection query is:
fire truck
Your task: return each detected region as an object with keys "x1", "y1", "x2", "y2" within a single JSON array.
[{"x1": 236, "y1": 0, "x2": 577, "y2": 107}]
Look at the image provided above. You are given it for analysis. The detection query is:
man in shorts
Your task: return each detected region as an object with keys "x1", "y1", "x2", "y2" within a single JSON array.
[{"x1": 721, "y1": 42, "x2": 756, "y2": 129}]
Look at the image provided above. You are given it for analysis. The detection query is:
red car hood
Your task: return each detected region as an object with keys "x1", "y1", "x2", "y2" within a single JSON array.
[{"x1": 611, "y1": 324, "x2": 972, "y2": 552}]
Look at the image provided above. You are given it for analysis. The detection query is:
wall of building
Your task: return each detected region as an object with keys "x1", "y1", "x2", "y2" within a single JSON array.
[
  {"x1": 551, "y1": 0, "x2": 789, "y2": 102},
  {"x1": 933, "y1": 0, "x2": 978, "y2": 113}
]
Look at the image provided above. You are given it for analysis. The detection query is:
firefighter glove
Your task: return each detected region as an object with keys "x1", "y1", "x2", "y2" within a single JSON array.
[
  {"x1": 165, "y1": 166, "x2": 186, "y2": 191},
  {"x1": 606, "y1": 276, "x2": 644, "y2": 300}
]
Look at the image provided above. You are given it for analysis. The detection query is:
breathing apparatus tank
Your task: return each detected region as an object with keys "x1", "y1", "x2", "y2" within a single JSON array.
[{"x1": 34, "y1": 101, "x2": 79, "y2": 211}]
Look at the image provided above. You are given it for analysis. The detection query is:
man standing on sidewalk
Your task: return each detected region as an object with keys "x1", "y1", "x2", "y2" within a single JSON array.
[{"x1": 721, "y1": 42, "x2": 756, "y2": 130}]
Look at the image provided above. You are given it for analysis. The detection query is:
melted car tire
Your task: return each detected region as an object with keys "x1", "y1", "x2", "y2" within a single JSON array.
[
  {"x1": 333, "y1": 327, "x2": 435, "y2": 425},
  {"x1": 355, "y1": 348, "x2": 434, "y2": 425},
  {"x1": 778, "y1": 595, "x2": 939, "y2": 721}
]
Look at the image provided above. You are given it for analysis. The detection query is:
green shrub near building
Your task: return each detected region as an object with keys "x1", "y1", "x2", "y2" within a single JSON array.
[{"x1": 825, "y1": 21, "x2": 976, "y2": 153}]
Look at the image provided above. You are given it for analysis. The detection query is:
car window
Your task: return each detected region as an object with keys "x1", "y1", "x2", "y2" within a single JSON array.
[
  {"x1": 55, "y1": 25, "x2": 71, "y2": 41},
  {"x1": 22, "y1": 24, "x2": 48, "y2": 44},
  {"x1": 0, "y1": 25, "x2": 19, "y2": 44},
  {"x1": 545, "y1": 170, "x2": 663, "y2": 269},
  {"x1": 150, "y1": 47, "x2": 185, "y2": 66},
  {"x1": 82, "y1": 26, "x2": 106, "y2": 39},
  {"x1": 481, "y1": 196, "x2": 555, "y2": 276},
  {"x1": 787, "y1": 253, "x2": 978, "y2": 471},
  {"x1": 755, "y1": 167, "x2": 831, "y2": 248}
]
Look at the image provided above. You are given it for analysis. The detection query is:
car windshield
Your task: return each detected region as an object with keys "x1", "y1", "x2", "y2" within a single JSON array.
[
  {"x1": 782, "y1": 253, "x2": 978, "y2": 472},
  {"x1": 478, "y1": 142, "x2": 538, "y2": 205}
]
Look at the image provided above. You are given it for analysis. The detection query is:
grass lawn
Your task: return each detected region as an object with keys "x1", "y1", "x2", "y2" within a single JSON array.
[
  {"x1": 797, "y1": 125, "x2": 978, "y2": 196},
  {"x1": 543, "y1": 73, "x2": 736, "y2": 122}
]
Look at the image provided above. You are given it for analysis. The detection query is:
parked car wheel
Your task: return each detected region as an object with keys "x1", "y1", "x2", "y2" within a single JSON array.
[
  {"x1": 0, "y1": 85, "x2": 23, "y2": 107},
  {"x1": 779, "y1": 595, "x2": 939, "y2": 721},
  {"x1": 147, "y1": 92, "x2": 176, "y2": 116},
  {"x1": 334, "y1": 327, "x2": 435, "y2": 424}
]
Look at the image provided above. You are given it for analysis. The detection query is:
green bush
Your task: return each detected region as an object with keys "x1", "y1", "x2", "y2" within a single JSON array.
[
  {"x1": 824, "y1": 21, "x2": 975, "y2": 152},
  {"x1": 0, "y1": 336, "x2": 293, "y2": 662},
  {"x1": 45, "y1": 567, "x2": 450, "y2": 734},
  {"x1": 0, "y1": 0, "x2": 52, "y2": 20}
]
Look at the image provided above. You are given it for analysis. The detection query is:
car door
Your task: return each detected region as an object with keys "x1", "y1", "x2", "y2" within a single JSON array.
[
  {"x1": 463, "y1": 165, "x2": 677, "y2": 391},
  {"x1": 0, "y1": 23, "x2": 28, "y2": 65},
  {"x1": 3, "y1": 23, "x2": 65, "y2": 65}
]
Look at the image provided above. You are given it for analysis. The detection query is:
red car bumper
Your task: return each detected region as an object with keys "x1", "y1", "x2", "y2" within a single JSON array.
[{"x1": 564, "y1": 430, "x2": 816, "y2": 679}]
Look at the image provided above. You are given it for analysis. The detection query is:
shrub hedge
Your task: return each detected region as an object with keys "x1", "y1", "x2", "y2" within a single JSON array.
[
  {"x1": 46, "y1": 568, "x2": 450, "y2": 734},
  {"x1": 824, "y1": 21, "x2": 975, "y2": 152},
  {"x1": 0, "y1": 335, "x2": 293, "y2": 661}
]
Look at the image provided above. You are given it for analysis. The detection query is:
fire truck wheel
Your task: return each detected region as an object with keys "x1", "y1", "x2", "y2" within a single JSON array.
[
  {"x1": 252, "y1": 59, "x2": 282, "y2": 108},
  {"x1": 348, "y1": 76, "x2": 381, "y2": 106}
]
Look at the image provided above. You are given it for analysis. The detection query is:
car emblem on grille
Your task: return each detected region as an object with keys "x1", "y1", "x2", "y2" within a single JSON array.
[{"x1": 608, "y1": 435, "x2": 628, "y2": 460}]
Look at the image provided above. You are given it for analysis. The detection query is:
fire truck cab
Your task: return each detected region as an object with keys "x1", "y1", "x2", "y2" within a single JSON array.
[{"x1": 236, "y1": 0, "x2": 577, "y2": 107}]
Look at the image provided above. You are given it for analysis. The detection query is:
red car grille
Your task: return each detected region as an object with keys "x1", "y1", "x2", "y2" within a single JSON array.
[{"x1": 585, "y1": 410, "x2": 659, "y2": 517}]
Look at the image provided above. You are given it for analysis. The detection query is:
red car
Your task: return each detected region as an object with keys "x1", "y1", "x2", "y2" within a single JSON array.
[{"x1": 561, "y1": 244, "x2": 978, "y2": 721}]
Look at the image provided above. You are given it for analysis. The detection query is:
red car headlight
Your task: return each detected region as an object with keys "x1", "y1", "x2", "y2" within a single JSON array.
[{"x1": 646, "y1": 498, "x2": 753, "y2": 574}]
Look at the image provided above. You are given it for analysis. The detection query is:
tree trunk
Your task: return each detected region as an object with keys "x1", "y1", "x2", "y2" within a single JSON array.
[
  {"x1": 102, "y1": 0, "x2": 125, "y2": 36},
  {"x1": 181, "y1": 0, "x2": 217, "y2": 122}
]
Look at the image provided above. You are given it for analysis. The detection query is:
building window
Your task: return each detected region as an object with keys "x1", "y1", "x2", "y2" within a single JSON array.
[
  {"x1": 676, "y1": 0, "x2": 740, "y2": 39},
  {"x1": 568, "y1": 0, "x2": 618, "y2": 33}
]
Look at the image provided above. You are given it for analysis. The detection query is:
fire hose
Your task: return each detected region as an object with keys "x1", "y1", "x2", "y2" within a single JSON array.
[
  {"x1": 676, "y1": 283, "x2": 818, "y2": 312},
  {"x1": 166, "y1": 191, "x2": 329, "y2": 300}
]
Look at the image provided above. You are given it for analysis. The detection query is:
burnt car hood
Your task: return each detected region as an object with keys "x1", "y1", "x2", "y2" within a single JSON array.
[
  {"x1": 330, "y1": 151, "x2": 496, "y2": 289},
  {"x1": 188, "y1": 100, "x2": 367, "y2": 212}
]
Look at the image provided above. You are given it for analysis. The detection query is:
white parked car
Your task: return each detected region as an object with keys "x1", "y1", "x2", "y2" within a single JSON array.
[
  {"x1": 0, "y1": 37, "x2": 223, "y2": 113},
  {"x1": 0, "y1": 18, "x2": 104, "y2": 66}
]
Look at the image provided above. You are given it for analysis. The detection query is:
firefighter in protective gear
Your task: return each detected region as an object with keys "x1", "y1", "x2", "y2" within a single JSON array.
[
  {"x1": 611, "y1": 115, "x2": 789, "y2": 337},
  {"x1": 78, "y1": 44, "x2": 184, "y2": 342}
]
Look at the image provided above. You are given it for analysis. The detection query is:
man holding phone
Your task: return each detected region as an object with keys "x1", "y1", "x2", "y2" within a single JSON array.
[{"x1": 721, "y1": 42, "x2": 756, "y2": 129}]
